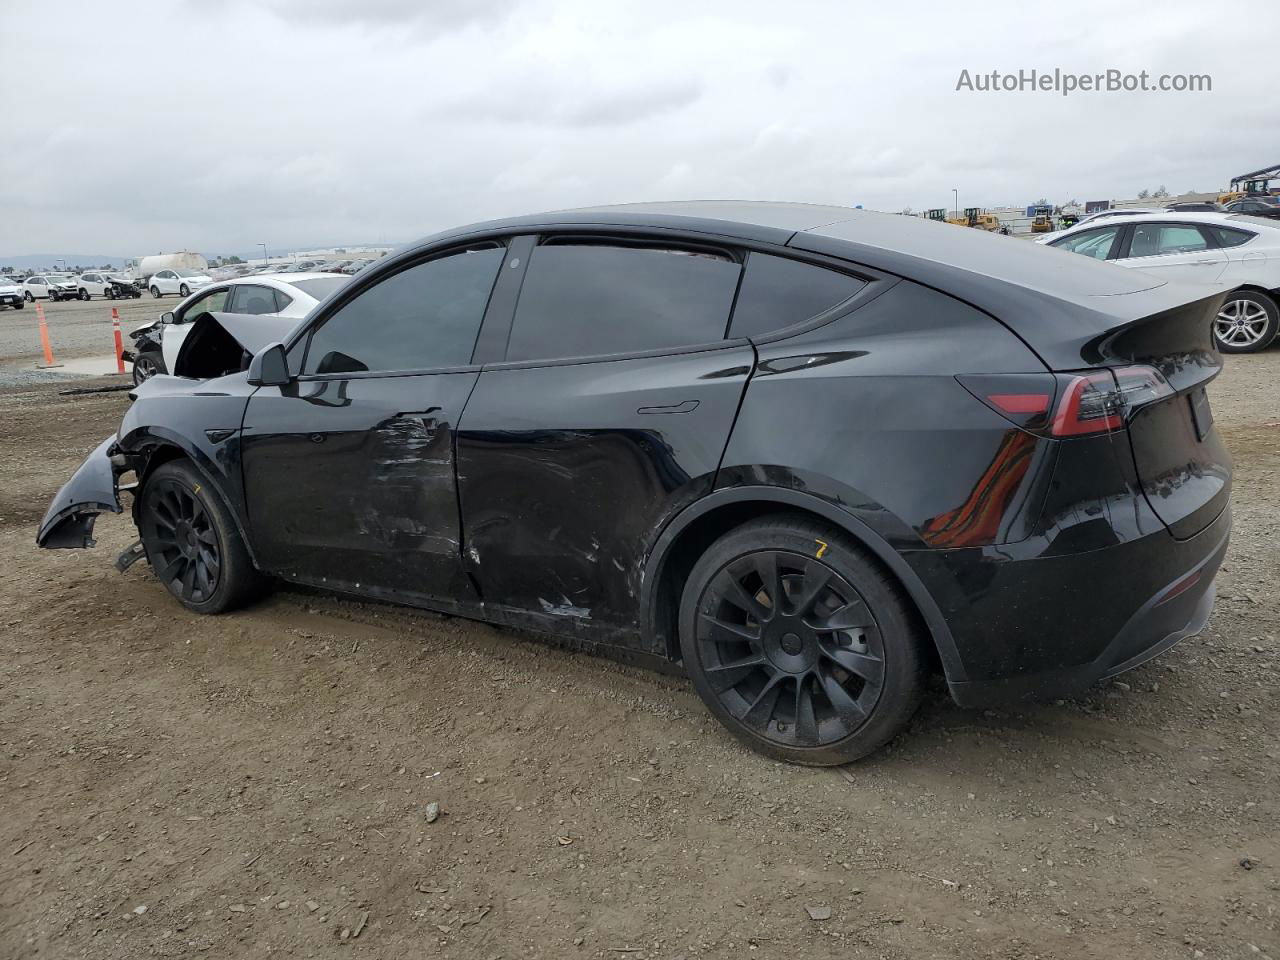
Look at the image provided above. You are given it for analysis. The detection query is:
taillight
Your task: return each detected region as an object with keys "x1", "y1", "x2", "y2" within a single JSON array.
[
  {"x1": 1049, "y1": 371, "x2": 1124, "y2": 436},
  {"x1": 959, "y1": 364, "x2": 1173, "y2": 438}
]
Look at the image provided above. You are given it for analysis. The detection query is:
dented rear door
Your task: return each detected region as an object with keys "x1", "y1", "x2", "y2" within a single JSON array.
[{"x1": 239, "y1": 373, "x2": 480, "y2": 606}]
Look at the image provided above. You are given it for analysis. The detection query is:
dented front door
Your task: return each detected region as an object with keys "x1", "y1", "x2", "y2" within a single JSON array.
[{"x1": 239, "y1": 373, "x2": 479, "y2": 606}]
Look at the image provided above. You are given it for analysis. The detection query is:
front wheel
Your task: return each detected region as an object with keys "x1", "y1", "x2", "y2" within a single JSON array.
[
  {"x1": 131, "y1": 349, "x2": 163, "y2": 384},
  {"x1": 680, "y1": 515, "x2": 927, "y2": 765},
  {"x1": 1214, "y1": 291, "x2": 1279, "y2": 354},
  {"x1": 137, "y1": 460, "x2": 269, "y2": 614},
  {"x1": 78, "y1": 289, "x2": 90, "y2": 300},
  {"x1": 23, "y1": 291, "x2": 33, "y2": 302},
  {"x1": 179, "y1": 284, "x2": 190, "y2": 297},
  {"x1": 13, "y1": 300, "x2": 23, "y2": 310}
]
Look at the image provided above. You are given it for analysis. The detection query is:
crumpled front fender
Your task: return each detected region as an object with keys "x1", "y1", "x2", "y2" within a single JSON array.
[{"x1": 36, "y1": 436, "x2": 123, "y2": 549}]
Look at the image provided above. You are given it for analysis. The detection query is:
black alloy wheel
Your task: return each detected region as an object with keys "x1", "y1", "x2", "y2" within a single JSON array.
[
  {"x1": 681, "y1": 516, "x2": 926, "y2": 765},
  {"x1": 137, "y1": 460, "x2": 268, "y2": 614},
  {"x1": 146, "y1": 479, "x2": 220, "y2": 604},
  {"x1": 23, "y1": 290, "x2": 34, "y2": 302}
]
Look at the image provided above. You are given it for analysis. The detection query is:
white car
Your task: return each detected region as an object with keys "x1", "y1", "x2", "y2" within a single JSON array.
[
  {"x1": 75, "y1": 271, "x2": 137, "y2": 300},
  {"x1": 0, "y1": 276, "x2": 25, "y2": 310},
  {"x1": 1039, "y1": 211, "x2": 1280, "y2": 353},
  {"x1": 22, "y1": 274, "x2": 80, "y2": 302},
  {"x1": 128, "y1": 273, "x2": 350, "y2": 383},
  {"x1": 148, "y1": 269, "x2": 214, "y2": 298}
]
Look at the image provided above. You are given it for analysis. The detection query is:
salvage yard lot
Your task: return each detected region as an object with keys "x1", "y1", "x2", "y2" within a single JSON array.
[{"x1": 1, "y1": 357, "x2": 1278, "y2": 959}]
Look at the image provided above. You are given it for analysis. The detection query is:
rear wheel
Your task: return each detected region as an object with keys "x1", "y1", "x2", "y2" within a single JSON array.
[
  {"x1": 1214, "y1": 290, "x2": 1278, "y2": 354},
  {"x1": 680, "y1": 515, "x2": 926, "y2": 765},
  {"x1": 150, "y1": 285, "x2": 161, "y2": 298},
  {"x1": 137, "y1": 460, "x2": 267, "y2": 614}
]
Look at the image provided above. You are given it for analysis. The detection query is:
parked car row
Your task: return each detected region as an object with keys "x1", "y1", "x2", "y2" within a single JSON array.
[{"x1": 1039, "y1": 210, "x2": 1280, "y2": 352}]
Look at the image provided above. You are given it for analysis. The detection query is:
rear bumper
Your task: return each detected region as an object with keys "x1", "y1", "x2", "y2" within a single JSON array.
[{"x1": 907, "y1": 503, "x2": 1231, "y2": 707}]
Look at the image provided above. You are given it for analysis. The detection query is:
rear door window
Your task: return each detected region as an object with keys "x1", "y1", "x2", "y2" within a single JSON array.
[
  {"x1": 505, "y1": 241, "x2": 741, "y2": 362},
  {"x1": 230, "y1": 284, "x2": 278, "y2": 315},
  {"x1": 728, "y1": 253, "x2": 865, "y2": 338},
  {"x1": 1126, "y1": 224, "x2": 1213, "y2": 258}
]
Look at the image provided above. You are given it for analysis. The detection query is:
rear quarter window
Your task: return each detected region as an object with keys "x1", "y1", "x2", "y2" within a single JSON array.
[
  {"x1": 729, "y1": 253, "x2": 865, "y2": 339},
  {"x1": 1211, "y1": 226, "x2": 1255, "y2": 248}
]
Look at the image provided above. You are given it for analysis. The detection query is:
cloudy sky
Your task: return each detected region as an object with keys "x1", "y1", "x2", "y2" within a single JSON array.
[{"x1": 3, "y1": 0, "x2": 1278, "y2": 257}]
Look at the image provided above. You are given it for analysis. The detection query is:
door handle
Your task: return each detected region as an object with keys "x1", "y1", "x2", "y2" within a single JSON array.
[{"x1": 637, "y1": 399, "x2": 699, "y2": 415}]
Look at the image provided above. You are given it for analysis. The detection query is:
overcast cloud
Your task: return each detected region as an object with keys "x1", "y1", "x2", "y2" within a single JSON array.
[{"x1": 2, "y1": 0, "x2": 1277, "y2": 257}]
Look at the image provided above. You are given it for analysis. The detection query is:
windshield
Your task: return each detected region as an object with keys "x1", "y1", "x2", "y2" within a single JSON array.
[{"x1": 289, "y1": 276, "x2": 351, "y2": 300}]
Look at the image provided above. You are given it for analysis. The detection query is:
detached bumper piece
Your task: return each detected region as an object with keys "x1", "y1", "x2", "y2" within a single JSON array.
[{"x1": 35, "y1": 436, "x2": 124, "y2": 549}]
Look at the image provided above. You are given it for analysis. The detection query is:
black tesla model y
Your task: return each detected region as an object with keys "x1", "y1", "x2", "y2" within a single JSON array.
[{"x1": 38, "y1": 202, "x2": 1232, "y2": 764}]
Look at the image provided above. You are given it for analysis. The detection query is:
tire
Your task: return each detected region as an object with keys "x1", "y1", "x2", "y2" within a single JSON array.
[
  {"x1": 78, "y1": 288, "x2": 90, "y2": 300},
  {"x1": 1213, "y1": 290, "x2": 1279, "y2": 354},
  {"x1": 23, "y1": 291, "x2": 33, "y2": 302},
  {"x1": 137, "y1": 460, "x2": 268, "y2": 614},
  {"x1": 679, "y1": 515, "x2": 927, "y2": 765},
  {"x1": 105, "y1": 288, "x2": 115, "y2": 300},
  {"x1": 13, "y1": 300, "x2": 23, "y2": 310},
  {"x1": 131, "y1": 349, "x2": 163, "y2": 385},
  {"x1": 179, "y1": 284, "x2": 190, "y2": 297},
  {"x1": 150, "y1": 286, "x2": 161, "y2": 298}
]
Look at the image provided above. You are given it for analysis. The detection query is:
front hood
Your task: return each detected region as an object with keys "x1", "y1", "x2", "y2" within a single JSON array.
[
  {"x1": 0, "y1": 286, "x2": 19, "y2": 294},
  {"x1": 174, "y1": 310, "x2": 302, "y2": 379}
]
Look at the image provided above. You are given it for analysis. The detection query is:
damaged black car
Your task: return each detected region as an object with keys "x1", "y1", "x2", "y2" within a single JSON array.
[{"x1": 37, "y1": 202, "x2": 1232, "y2": 764}]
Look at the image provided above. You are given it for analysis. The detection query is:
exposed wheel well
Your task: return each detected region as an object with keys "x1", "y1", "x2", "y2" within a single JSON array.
[
  {"x1": 647, "y1": 500, "x2": 943, "y2": 676},
  {"x1": 1227, "y1": 285, "x2": 1278, "y2": 303}
]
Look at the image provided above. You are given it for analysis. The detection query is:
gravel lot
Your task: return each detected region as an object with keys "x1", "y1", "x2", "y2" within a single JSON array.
[
  {"x1": 0, "y1": 294, "x2": 168, "y2": 370},
  {"x1": 0, "y1": 354, "x2": 1277, "y2": 959}
]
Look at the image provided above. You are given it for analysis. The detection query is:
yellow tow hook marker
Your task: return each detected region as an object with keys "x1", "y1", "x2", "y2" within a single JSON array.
[
  {"x1": 815, "y1": 539, "x2": 828, "y2": 559},
  {"x1": 193, "y1": 484, "x2": 202, "y2": 495}
]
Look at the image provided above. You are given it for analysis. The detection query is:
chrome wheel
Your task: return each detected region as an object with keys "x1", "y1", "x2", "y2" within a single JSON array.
[
  {"x1": 693, "y1": 550, "x2": 885, "y2": 748},
  {"x1": 1215, "y1": 298, "x2": 1271, "y2": 348}
]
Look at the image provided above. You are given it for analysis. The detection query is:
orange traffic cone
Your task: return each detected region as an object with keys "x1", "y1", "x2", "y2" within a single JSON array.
[
  {"x1": 35, "y1": 303, "x2": 61, "y2": 369},
  {"x1": 111, "y1": 307, "x2": 126, "y2": 374}
]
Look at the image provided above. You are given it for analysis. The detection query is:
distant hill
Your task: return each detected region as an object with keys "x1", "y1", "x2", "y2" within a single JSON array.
[{"x1": 0, "y1": 254, "x2": 124, "y2": 271}]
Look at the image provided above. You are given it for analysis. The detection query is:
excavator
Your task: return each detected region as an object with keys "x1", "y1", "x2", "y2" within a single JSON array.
[{"x1": 1219, "y1": 163, "x2": 1280, "y2": 205}]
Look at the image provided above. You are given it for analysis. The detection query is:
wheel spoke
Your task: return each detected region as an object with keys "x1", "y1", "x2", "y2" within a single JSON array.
[
  {"x1": 719, "y1": 573, "x2": 769, "y2": 622},
  {"x1": 741, "y1": 674, "x2": 785, "y2": 727},
  {"x1": 752, "y1": 553, "x2": 783, "y2": 615},
  {"x1": 818, "y1": 670, "x2": 868, "y2": 724},
  {"x1": 704, "y1": 655, "x2": 769, "y2": 693},
  {"x1": 814, "y1": 598, "x2": 872, "y2": 631},
  {"x1": 699, "y1": 612, "x2": 760, "y2": 645},
  {"x1": 822, "y1": 646, "x2": 885, "y2": 686},
  {"x1": 793, "y1": 676, "x2": 819, "y2": 743},
  {"x1": 195, "y1": 526, "x2": 217, "y2": 545},
  {"x1": 791, "y1": 562, "x2": 833, "y2": 618},
  {"x1": 155, "y1": 553, "x2": 184, "y2": 582},
  {"x1": 180, "y1": 562, "x2": 196, "y2": 601}
]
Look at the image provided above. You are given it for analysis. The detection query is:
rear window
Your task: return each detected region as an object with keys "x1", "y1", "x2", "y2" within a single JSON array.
[
  {"x1": 1210, "y1": 226, "x2": 1255, "y2": 248},
  {"x1": 289, "y1": 276, "x2": 350, "y2": 300},
  {"x1": 728, "y1": 253, "x2": 865, "y2": 338},
  {"x1": 506, "y1": 242, "x2": 741, "y2": 362}
]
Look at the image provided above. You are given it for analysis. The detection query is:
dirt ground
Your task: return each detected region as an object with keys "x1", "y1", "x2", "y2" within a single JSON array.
[
  {"x1": 1, "y1": 356, "x2": 1277, "y2": 960},
  {"x1": 0, "y1": 295, "x2": 164, "y2": 370}
]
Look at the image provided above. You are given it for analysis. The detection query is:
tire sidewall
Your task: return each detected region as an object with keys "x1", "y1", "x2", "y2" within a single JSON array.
[
  {"x1": 1215, "y1": 291, "x2": 1279, "y2": 354},
  {"x1": 678, "y1": 519, "x2": 924, "y2": 765}
]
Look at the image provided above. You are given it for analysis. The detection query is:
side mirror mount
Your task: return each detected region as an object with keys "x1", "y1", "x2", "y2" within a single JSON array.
[
  {"x1": 160, "y1": 311, "x2": 175, "y2": 324},
  {"x1": 247, "y1": 342, "x2": 292, "y2": 387}
]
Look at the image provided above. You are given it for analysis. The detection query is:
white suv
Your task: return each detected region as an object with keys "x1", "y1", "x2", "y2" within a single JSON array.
[
  {"x1": 22, "y1": 274, "x2": 79, "y2": 301},
  {"x1": 148, "y1": 269, "x2": 214, "y2": 298},
  {"x1": 76, "y1": 272, "x2": 136, "y2": 300},
  {"x1": 0, "y1": 276, "x2": 24, "y2": 310}
]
